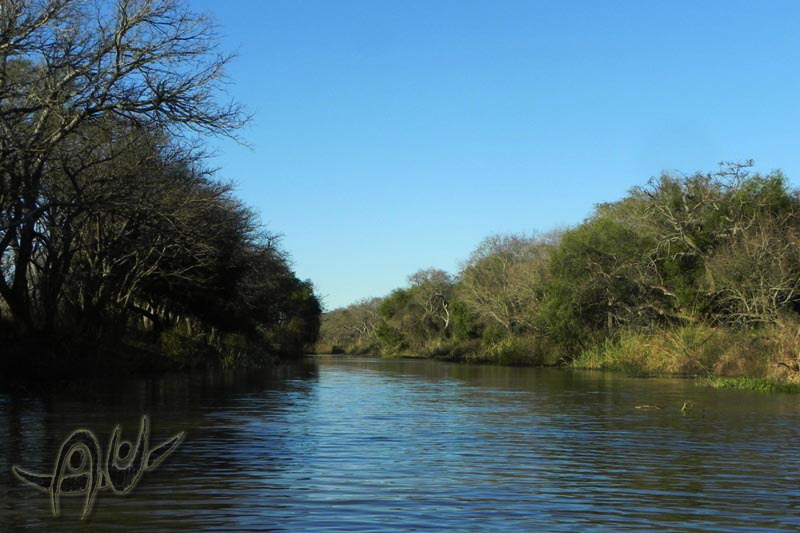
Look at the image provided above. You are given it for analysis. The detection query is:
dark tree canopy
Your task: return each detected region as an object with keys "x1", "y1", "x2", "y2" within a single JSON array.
[{"x1": 0, "y1": 1, "x2": 320, "y2": 369}]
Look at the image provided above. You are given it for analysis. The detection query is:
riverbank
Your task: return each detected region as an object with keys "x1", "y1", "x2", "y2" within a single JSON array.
[
  {"x1": 316, "y1": 322, "x2": 800, "y2": 393},
  {"x1": 703, "y1": 377, "x2": 800, "y2": 393},
  {"x1": 0, "y1": 324, "x2": 303, "y2": 383}
]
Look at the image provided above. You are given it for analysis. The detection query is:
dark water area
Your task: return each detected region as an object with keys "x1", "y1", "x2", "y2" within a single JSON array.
[{"x1": 2, "y1": 355, "x2": 800, "y2": 531}]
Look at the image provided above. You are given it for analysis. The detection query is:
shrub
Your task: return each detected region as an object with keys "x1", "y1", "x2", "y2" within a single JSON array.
[
  {"x1": 573, "y1": 325, "x2": 734, "y2": 376},
  {"x1": 476, "y1": 335, "x2": 541, "y2": 366}
]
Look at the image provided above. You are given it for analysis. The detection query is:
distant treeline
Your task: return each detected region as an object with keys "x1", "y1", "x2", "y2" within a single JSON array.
[
  {"x1": 319, "y1": 162, "x2": 800, "y2": 384},
  {"x1": 0, "y1": 0, "x2": 320, "y2": 372}
]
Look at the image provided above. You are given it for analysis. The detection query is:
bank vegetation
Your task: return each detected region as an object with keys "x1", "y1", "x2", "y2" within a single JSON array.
[{"x1": 318, "y1": 161, "x2": 800, "y2": 387}]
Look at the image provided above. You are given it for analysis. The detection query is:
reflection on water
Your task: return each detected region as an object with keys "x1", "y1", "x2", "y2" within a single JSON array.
[{"x1": 2, "y1": 356, "x2": 800, "y2": 531}]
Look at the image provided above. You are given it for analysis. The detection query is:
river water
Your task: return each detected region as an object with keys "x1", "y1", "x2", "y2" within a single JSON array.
[{"x1": 2, "y1": 355, "x2": 800, "y2": 531}]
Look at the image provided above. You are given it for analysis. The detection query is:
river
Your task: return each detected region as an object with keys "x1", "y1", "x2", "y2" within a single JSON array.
[{"x1": 2, "y1": 355, "x2": 800, "y2": 531}]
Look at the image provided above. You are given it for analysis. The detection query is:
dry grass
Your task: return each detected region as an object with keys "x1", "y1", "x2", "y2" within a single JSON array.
[
  {"x1": 762, "y1": 317, "x2": 800, "y2": 383},
  {"x1": 572, "y1": 324, "x2": 776, "y2": 378},
  {"x1": 472, "y1": 335, "x2": 543, "y2": 366},
  {"x1": 572, "y1": 317, "x2": 800, "y2": 387}
]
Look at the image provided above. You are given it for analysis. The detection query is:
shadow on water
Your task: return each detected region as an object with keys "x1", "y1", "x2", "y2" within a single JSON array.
[{"x1": 0, "y1": 359, "x2": 319, "y2": 531}]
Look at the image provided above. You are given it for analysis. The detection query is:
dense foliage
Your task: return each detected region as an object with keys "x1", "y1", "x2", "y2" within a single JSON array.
[
  {"x1": 318, "y1": 162, "x2": 800, "y2": 383},
  {"x1": 0, "y1": 0, "x2": 320, "y2": 371}
]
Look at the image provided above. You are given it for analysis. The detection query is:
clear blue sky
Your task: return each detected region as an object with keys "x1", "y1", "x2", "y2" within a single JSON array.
[{"x1": 190, "y1": 0, "x2": 800, "y2": 310}]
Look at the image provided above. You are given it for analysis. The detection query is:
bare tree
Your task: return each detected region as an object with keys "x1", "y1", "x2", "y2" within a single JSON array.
[
  {"x1": 318, "y1": 298, "x2": 381, "y2": 348},
  {"x1": 407, "y1": 268, "x2": 453, "y2": 330},
  {"x1": 0, "y1": 0, "x2": 246, "y2": 330},
  {"x1": 458, "y1": 233, "x2": 555, "y2": 334},
  {"x1": 708, "y1": 214, "x2": 800, "y2": 325}
]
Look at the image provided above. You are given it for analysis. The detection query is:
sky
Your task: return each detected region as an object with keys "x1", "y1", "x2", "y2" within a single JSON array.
[{"x1": 189, "y1": 0, "x2": 800, "y2": 310}]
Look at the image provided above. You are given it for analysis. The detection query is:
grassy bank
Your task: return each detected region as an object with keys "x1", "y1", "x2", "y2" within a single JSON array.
[
  {"x1": 319, "y1": 334, "x2": 561, "y2": 367},
  {"x1": 702, "y1": 377, "x2": 800, "y2": 394},
  {"x1": 571, "y1": 323, "x2": 800, "y2": 393},
  {"x1": 317, "y1": 322, "x2": 800, "y2": 393},
  {"x1": 568, "y1": 323, "x2": 800, "y2": 385}
]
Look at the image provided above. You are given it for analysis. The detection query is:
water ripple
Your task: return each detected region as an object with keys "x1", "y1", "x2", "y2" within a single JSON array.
[{"x1": 3, "y1": 357, "x2": 800, "y2": 531}]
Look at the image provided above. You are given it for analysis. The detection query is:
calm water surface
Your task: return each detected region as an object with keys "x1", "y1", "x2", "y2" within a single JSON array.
[{"x1": 2, "y1": 356, "x2": 800, "y2": 531}]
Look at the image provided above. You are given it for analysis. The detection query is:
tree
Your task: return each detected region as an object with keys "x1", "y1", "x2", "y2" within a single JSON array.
[
  {"x1": 707, "y1": 213, "x2": 800, "y2": 325},
  {"x1": 0, "y1": 0, "x2": 246, "y2": 331},
  {"x1": 627, "y1": 163, "x2": 796, "y2": 315},
  {"x1": 318, "y1": 298, "x2": 381, "y2": 350},
  {"x1": 407, "y1": 268, "x2": 453, "y2": 330},
  {"x1": 459, "y1": 233, "x2": 554, "y2": 335}
]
